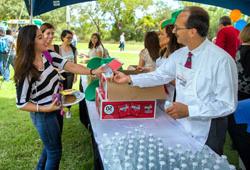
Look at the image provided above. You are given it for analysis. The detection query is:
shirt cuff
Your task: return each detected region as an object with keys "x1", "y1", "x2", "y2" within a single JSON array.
[
  {"x1": 188, "y1": 105, "x2": 200, "y2": 118},
  {"x1": 16, "y1": 102, "x2": 28, "y2": 109},
  {"x1": 130, "y1": 75, "x2": 141, "y2": 87},
  {"x1": 62, "y1": 60, "x2": 68, "y2": 70}
]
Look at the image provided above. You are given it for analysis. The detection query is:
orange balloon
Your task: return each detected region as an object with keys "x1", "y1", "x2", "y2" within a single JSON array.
[{"x1": 230, "y1": 9, "x2": 242, "y2": 22}]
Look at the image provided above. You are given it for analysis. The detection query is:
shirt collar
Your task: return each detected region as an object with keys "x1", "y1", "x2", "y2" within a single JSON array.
[{"x1": 189, "y1": 38, "x2": 209, "y2": 57}]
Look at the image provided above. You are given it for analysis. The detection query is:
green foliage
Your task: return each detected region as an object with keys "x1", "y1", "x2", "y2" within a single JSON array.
[
  {"x1": 208, "y1": 7, "x2": 227, "y2": 39},
  {"x1": 0, "y1": 0, "x2": 29, "y2": 20},
  {"x1": 135, "y1": 15, "x2": 157, "y2": 41},
  {"x1": 98, "y1": 0, "x2": 153, "y2": 41}
]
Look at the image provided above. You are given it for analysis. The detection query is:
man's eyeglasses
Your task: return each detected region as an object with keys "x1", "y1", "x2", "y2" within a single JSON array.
[{"x1": 173, "y1": 25, "x2": 189, "y2": 32}]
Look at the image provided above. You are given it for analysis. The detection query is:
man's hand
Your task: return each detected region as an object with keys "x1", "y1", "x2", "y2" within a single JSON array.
[
  {"x1": 113, "y1": 71, "x2": 131, "y2": 84},
  {"x1": 165, "y1": 102, "x2": 189, "y2": 119}
]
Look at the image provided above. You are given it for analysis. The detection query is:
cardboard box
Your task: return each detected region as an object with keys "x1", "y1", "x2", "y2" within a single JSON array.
[
  {"x1": 99, "y1": 72, "x2": 167, "y2": 101},
  {"x1": 96, "y1": 88, "x2": 156, "y2": 120}
]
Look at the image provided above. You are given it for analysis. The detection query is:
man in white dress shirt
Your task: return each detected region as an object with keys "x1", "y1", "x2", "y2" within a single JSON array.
[{"x1": 113, "y1": 6, "x2": 238, "y2": 155}]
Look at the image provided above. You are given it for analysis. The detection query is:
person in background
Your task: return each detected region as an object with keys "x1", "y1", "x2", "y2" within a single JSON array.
[
  {"x1": 158, "y1": 24, "x2": 183, "y2": 67},
  {"x1": 40, "y1": 23, "x2": 60, "y2": 54},
  {"x1": 228, "y1": 23, "x2": 250, "y2": 169},
  {"x1": 14, "y1": 25, "x2": 104, "y2": 169},
  {"x1": 119, "y1": 32, "x2": 125, "y2": 51},
  {"x1": 215, "y1": 16, "x2": 240, "y2": 59},
  {"x1": 84, "y1": 33, "x2": 104, "y2": 58},
  {"x1": 0, "y1": 27, "x2": 9, "y2": 81},
  {"x1": 60, "y1": 30, "x2": 78, "y2": 117},
  {"x1": 5, "y1": 29, "x2": 16, "y2": 68},
  {"x1": 40, "y1": 23, "x2": 64, "y2": 133},
  {"x1": 136, "y1": 31, "x2": 160, "y2": 72},
  {"x1": 113, "y1": 6, "x2": 237, "y2": 155}
]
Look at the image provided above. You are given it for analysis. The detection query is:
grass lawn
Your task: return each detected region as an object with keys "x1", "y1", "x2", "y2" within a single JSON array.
[{"x1": 0, "y1": 42, "x2": 239, "y2": 169}]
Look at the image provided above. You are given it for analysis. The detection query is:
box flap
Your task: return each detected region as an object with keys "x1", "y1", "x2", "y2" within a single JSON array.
[{"x1": 107, "y1": 81, "x2": 167, "y2": 100}]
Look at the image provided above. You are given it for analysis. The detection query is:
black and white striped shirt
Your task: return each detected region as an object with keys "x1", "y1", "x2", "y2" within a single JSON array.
[{"x1": 16, "y1": 52, "x2": 68, "y2": 108}]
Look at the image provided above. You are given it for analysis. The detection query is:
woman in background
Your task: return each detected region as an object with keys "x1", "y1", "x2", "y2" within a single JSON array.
[
  {"x1": 158, "y1": 24, "x2": 182, "y2": 67},
  {"x1": 40, "y1": 23, "x2": 64, "y2": 132},
  {"x1": 87, "y1": 33, "x2": 104, "y2": 58},
  {"x1": 60, "y1": 30, "x2": 78, "y2": 117},
  {"x1": 137, "y1": 31, "x2": 161, "y2": 72},
  {"x1": 40, "y1": 23, "x2": 60, "y2": 54}
]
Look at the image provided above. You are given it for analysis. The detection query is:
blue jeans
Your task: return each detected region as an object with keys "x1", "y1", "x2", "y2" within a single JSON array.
[
  {"x1": 0, "y1": 53, "x2": 10, "y2": 81},
  {"x1": 30, "y1": 111, "x2": 63, "y2": 170}
]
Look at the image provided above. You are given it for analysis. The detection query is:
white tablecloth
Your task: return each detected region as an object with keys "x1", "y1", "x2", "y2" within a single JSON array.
[{"x1": 81, "y1": 75, "x2": 203, "y2": 152}]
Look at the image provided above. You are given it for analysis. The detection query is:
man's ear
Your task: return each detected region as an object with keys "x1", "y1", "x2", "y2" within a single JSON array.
[{"x1": 188, "y1": 28, "x2": 198, "y2": 38}]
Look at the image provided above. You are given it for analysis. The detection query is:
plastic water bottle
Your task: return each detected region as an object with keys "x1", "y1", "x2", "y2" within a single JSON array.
[
  {"x1": 192, "y1": 162, "x2": 198, "y2": 170},
  {"x1": 124, "y1": 162, "x2": 133, "y2": 170},
  {"x1": 149, "y1": 155, "x2": 156, "y2": 165},
  {"x1": 180, "y1": 163, "x2": 188, "y2": 170},
  {"x1": 169, "y1": 158, "x2": 176, "y2": 169},
  {"x1": 127, "y1": 149, "x2": 134, "y2": 158},
  {"x1": 138, "y1": 157, "x2": 146, "y2": 169},
  {"x1": 159, "y1": 161, "x2": 166, "y2": 170},
  {"x1": 136, "y1": 164, "x2": 143, "y2": 170},
  {"x1": 229, "y1": 164, "x2": 236, "y2": 170},
  {"x1": 180, "y1": 156, "x2": 186, "y2": 165},
  {"x1": 118, "y1": 145, "x2": 125, "y2": 160},
  {"x1": 158, "y1": 153, "x2": 165, "y2": 162},
  {"x1": 103, "y1": 159, "x2": 110, "y2": 170},
  {"x1": 102, "y1": 133, "x2": 111, "y2": 146},
  {"x1": 127, "y1": 131, "x2": 132, "y2": 139},
  {"x1": 148, "y1": 149, "x2": 155, "y2": 158},
  {"x1": 128, "y1": 144, "x2": 134, "y2": 151},
  {"x1": 134, "y1": 128, "x2": 140, "y2": 137},
  {"x1": 138, "y1": 151, "x2": 146, "y2": 159},
  {"x1": 139, "y1": 145, "x2": 145, "y2": 153},
  {"x1": 203, "y1": 168, "x2": 210, "y2": 170},
  {"x1": 110, "y1": 158, "x2": 122, "y2": 170},
  {"x1": 164, "y1": 100, "x2": 173, "y2": 110},
  {"x1": 201, "y1": 159, "x2": 207, "y2": 169},
  {"x1": 213, "y1": 164, "x2": 220, "y2": 170},
  {"x1": 168, "y1": 152, "x2": 174, "y2": 159},
  {"x1": 148, "y1": 162, "x2": 156, "y2": 170}
]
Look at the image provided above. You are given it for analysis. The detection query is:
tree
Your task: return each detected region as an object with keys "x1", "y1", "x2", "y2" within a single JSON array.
[
  {"x1": 0, "y1": 0, "x2": 29, "y2": 20},
  {"x1": 98, "y1": 0, "x2": 153, "y2": 41},
  {"x1": 135, "y1": 15, "x2": 157, "y2": 41},
  {"x1": 36, "y1": 7, "x2": 67, "y2": 41}
]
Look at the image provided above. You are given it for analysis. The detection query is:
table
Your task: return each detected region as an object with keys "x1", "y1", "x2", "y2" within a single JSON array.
[{"x1": 79, "y1": 75, "x2": 204, "y2": 170}]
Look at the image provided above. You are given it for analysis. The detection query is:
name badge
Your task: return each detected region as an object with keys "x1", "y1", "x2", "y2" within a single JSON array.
[{"x1": 177, "y1": 75, "x2": 187, "y2": 87}]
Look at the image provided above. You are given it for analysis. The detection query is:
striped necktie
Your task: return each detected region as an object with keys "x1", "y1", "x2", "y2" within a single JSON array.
[{"x1": 184, "y1": 52, "x2": 192, "y2": 69}]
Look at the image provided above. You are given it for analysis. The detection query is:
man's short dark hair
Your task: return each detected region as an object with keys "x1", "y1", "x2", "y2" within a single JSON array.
[
  {"x1": 219, "y1": 16, "x2": 232, "y2": 26},
  {"x1": 184, "y1": 6, "x2": 209, "y2": 37}
]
